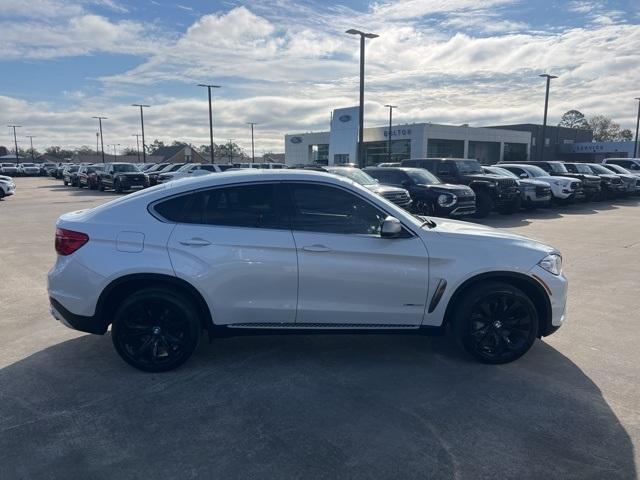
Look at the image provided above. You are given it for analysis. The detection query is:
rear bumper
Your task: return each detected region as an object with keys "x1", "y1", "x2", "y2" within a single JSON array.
[{"x1": 50, "y1": 298, "x2": 107, "y2": 334}]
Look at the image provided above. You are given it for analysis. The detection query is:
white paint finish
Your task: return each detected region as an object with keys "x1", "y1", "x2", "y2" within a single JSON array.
[
  {"x1": 116, "y1": 231, "x2": 145, "y2": 253},
  {"x1": 167, "y1": 224, "x2": 298, "y2": 325},
  {"x1": 293, "y1": 231, "x2": 429, "y2": 325}
]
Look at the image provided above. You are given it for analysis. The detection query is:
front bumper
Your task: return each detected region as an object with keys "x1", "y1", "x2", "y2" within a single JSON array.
[
  {"x1": 529, "y1": 265, "x2": 568, "y2": 334},
  {"x1": 444, "y1": 199, "x2": 476, "y2": 217}
]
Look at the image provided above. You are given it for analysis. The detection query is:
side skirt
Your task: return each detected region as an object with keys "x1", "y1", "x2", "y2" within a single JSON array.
[{"x1": 210, "y1": 323, "x2": 445, "y2": 338}]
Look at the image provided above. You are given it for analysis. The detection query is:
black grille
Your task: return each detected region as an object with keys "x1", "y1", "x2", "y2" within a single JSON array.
[
  {"x1": 381, "y1": 191, "x2": 410, "y2": 203},
  {"x1": 496, "y1": 178, "x2": 517, "y2": 188},
  {"x1": 611, "y1": 177, "x2": 622, "y2": 185},
  {"x1": 535, "y1": 186, "x2": 551, "y2": 197}
]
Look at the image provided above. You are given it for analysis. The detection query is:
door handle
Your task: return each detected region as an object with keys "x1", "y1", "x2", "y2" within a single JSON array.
[
  {"x1": 302, "y1": 244, "x2": 332, "y2": 253},
  {"x1": 179, "y1": 238, "x2": 212, "y2": 247}
]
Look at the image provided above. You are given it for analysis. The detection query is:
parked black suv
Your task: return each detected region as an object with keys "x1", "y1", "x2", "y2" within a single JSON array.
[
  {"x1": 498, "y1": 160, "x2": 601, "y2": 201},
  {"x1": 98, "y1": 163, "x2": 148, "y2": 193},
  {"x1": 364, "y1": 167, "x2": 476, "y2": 217},
  {"x1": 400, "y1": 158, "x2": 520, "y2": 217},
  {"x1": 147, "y1": 163, "x2": 185, "y2": 186}
]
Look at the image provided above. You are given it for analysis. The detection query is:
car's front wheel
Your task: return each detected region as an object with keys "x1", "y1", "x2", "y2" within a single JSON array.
[
  {"x1": 111, "y1": 287, "x2": 201, "y2": 372},
  {"x1": 452, "y1": 281, "x2": 538, "y2": 364}
]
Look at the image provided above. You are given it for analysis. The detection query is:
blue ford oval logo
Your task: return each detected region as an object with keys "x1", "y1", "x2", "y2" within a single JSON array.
[
  {"x1": 290, "y1": 136, "x2": 302, "y2": 144},
  {"x1": 339, "y1": 115, "x2": 351, "y2": 122}
]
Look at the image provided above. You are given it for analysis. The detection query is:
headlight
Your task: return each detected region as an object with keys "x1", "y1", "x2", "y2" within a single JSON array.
[
  {"x1": 538, "y1": 254, "x2": 562, "y2": 276},
  {"x1": 437, "y1": 193, "x2": 457, "y2": 207}
]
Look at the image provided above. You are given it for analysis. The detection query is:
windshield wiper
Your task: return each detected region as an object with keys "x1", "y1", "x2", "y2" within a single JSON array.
[{"x1": 413, "y1": 215, "x2": 436, "y2": 229}]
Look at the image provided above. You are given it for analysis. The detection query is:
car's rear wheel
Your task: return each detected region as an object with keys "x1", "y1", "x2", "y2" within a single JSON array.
[
  {"x1": 98, "y1": 181, "x2": 105, "y2": 191},
  {"x1": 114, "y1": 180, "x2": 123, "y2": 193},
  {"x1": 111, "y1": 287, "x2": 201, "y2": 372},
  {"x1": 452, "y1": 281, "x2": 538, "y2": 364}
]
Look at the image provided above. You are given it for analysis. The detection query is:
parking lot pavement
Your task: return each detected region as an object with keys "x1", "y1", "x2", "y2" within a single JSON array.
[{"x1": 1, "y1": 177, "x2": 639, "y2": 479}]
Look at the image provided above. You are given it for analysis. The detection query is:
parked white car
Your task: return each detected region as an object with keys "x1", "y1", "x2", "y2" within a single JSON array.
[
  {"x1": 499, "y1": 164, "x2": 583, "y2": 204},
  {"x1": 157, "y1": 163, "x2": 222, "y2": 183},
  {"x1": 0, "y1": 163, "x2": 19, "y2": 175},
  {"x1": 48, "y1": 170, "x2": 567, "y2": 372},
  {"x1": 0, "y1": 175, "x2": 16, "y2": 199},
  {"x1": 18, "y1": 163, "x2": 41, "y2": 176}
]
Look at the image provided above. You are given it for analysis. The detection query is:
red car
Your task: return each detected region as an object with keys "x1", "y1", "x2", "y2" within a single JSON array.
[{"x1": 78, "y1": 165, "x2": 105, "y2": 190}]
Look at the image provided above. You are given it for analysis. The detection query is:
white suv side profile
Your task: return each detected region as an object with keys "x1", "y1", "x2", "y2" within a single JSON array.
[
  {"x1": 0, "y1": 175, "x2": 16, "y2": 199},
  {"x1": 48, "y1": 170, "x2": 568, "y2": 372}
]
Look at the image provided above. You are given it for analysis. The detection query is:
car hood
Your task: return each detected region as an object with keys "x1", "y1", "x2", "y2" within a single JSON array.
[
  {"x1": 114, "y1": 171, "x2": 145, "y2": 176},
  {"x1": 366, "y1": 184, "x2": 406, "y2": 195},
  {"x1": 425, "y1": 217, "x2": 556, "y2": 255},
  {"x1": 517, "y1": 179, "x2": 549, "y2": 187}
]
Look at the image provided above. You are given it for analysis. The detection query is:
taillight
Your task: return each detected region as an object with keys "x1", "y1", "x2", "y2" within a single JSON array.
[{"x1": 55, "y1": 228, "x2": 89, "y2": 256}]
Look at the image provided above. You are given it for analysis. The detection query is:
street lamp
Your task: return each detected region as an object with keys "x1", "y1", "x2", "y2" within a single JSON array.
[
  {"x1": 228, "y1": 139, "x2": 235, "y2": 163},
  {"x1": 132, "y1": 104, "x2": 149, "y2": 162},
  {"x1": 633, "y1": 97, "x2": 640, "y2": 158},
  {"x1": 247, "y1": 122, "x2": 257, "y2": 163},
  {"x1": 108, "y1": 144, "x2": 121, "y2": 159},
  {"x1": 92, "y1": 116, "x2": 107, "y2": 163},
  {"x1": 198, "y1": 84, "x2": 221, "y2": 164},
  {"x1": 384, "y1": 105, "x2": 397, "y2": 163},
  {"x1": 26, "y1": 135, "x2": 36, "y2": 161},
  {"x1": 7, "y1": 125, "x2": 21, "y2": 163},
  {"x1": 346, "y1": 28, "x2": 379, "y2": 168},
  {"x1": 132, "y1": 134, "x2": 141, "y2": 162},
  {"x1": 539, "y1": 74, "x2": 558, "y2": 161}
]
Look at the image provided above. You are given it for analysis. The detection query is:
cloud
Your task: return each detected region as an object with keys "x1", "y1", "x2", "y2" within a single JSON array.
[{"x1": 370, "y1": 0, "x2": 516, "y2": 20}]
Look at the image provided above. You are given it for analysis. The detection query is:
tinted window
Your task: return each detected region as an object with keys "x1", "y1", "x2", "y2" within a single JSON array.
[
  {"x1": 406, "y1": 169, "x2": 440, "y2": 184},
  {"x1": 113, "y1": 164, "x2": 137, "y2": 173},
  {"x1": 154, "y1": 184, "x2": 285, "y2": 228},
  {"x1": 289, "y1": 183, "x2": 386, "y2": 235},
  {"x1": 436, "y1": 162, "x2": 456, "y2": 175},
  {"x1": 548, "y1": 162, "x2": 568, "y2": 173},
  {"x1": 368, "y1": 169, "x2": 407, "y2": 185}
]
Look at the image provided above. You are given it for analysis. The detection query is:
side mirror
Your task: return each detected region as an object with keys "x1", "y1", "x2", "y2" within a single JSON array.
[
  {"x1": 381, "y1": 216, "x2": 402, "y2": 238},
  {"x1": 401, "y1": 180, "x2": 411, "y2": 188}
]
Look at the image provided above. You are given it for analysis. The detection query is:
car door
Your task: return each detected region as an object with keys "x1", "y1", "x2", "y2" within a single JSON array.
[
  {"x1": 286, "y1": 182, "x2": 429, "y2": 326},
  {"x1": 165, "y1": 182, "x2": 298, "y2": 325}
]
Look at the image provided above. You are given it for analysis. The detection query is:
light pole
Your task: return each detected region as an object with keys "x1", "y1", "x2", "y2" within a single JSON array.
[
  {"x1": 346, "y1": 29, "x2": 379, "y2": 168},
  {"x1": 198, "y1": 84, "x2": 221, "y2": 164},
  {"x1": 247, "y1": 122, "x2": 257, "y2": 163},
  {"x1": 92, "y1": 116, "x2": 107, "y2": 163},
  {"x1": 132, "y1": 104, "x2": 149, "y2": 162},
  {"x1": 108, "y1": 144, "x2": 121, "y2": 160},
  {"x1": 26, "y1": 135, "x2": 36, "y2": 161},
  {"x1": 634, "y1": 97, "x2": 640, "y2": 158},
  {"x1": 228, "y1": 139, "x2": 235, "y2": 163},
  {"x1": 96, "y1": 132, "x2": 100, "y2": 156},
  {"x1": 539, "y1": 74, "x2": 557, "y2": 161},
  {"x1": 132, "y1": 134, "x2": 141, "y2": 162},
  {"x1": 8, "y1": 125, "x2": 21, "y2": 163},
  {"x1": 384, "y1": 105, "x2": 397, "y2": 163}
]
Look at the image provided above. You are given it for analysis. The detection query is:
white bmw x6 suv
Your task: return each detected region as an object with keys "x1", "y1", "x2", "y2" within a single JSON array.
[{"x1": 48, "y1": 170, "x2": 568, "y2": 372}]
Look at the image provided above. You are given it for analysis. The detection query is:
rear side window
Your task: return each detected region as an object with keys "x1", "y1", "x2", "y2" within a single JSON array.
[
  {"x1": 154, "y1": 183, "x2": 287, "y2": 229},
  {"x1": 436, "y1": 162, "x2": 455, "y2": 175}
]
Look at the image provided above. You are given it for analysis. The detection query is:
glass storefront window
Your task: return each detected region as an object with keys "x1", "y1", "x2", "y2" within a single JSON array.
[
  {"x1": 311, "y1": 144, "x2": 329, "y2": 165},
  {"x1": 426, "y1": 139, "x2": 464, "y2": 158},
  {"x1": 363, "y1": 139, "x2": 411, "y2": 167},
  {"x1": 468, "y1": 141, "x2": 500, "y2": 165},
  {"x1": 504, "y1": 143, "x2": 528, "y2": 162}
]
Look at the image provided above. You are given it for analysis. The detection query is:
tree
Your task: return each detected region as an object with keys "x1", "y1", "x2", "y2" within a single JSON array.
[
  {"x1": 620, "y1": 129, "x2": 633, "y2": 141},
  {"x1": 122, "y1": 147, "x2": 139, "y2": 156},
  {"x1": 558, "y1": 110, "x2": 589, "y2": 129},
  {"x1": 45, "y1": 146, "x2": 74, "y2": 159},
  {"x1": 587, "y1": 115, "x2": 630, "y2": 142},
  {"x1": 171, "y1": 140, "x2": 187, "y2": 147},
  {"x1": 75, "y1": 146, "x2": 95, "y2": 155},
  {"x1": 146, "y1": 139, "x2": 165, "y2": 154}
]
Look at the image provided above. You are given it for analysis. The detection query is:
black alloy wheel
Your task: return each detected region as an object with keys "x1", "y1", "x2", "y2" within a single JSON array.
[
  {"x1": 453, "y1": 281, "x2": 538, "y2": 364},
  {"x1": 114, "y1": 179, "x2": 123, "y2": 193},
  {"x1": 111, "y1": 288, "x2": 201, "y2": 372}
]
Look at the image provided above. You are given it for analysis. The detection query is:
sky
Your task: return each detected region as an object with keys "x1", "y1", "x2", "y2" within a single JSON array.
[{"x1": 1, "y1": 0, "x2": 639, "y2": 155}]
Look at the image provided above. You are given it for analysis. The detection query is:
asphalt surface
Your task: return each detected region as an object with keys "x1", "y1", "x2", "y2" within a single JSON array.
[{"x1": 1, "y1": 177, "x2": 638, "y2": 479}]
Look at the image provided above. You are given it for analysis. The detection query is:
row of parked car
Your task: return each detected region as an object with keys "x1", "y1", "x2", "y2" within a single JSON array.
[
  {"x1": 0, "y1": 162, "x2": 53, "y2": 176},
  {"x1": 52, "y1": 157, "x2": 640, "y2": 219}
]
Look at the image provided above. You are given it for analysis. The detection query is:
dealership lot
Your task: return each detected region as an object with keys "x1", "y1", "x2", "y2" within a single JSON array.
[{"x1": 1, "y1": 178, "x2": 639, "y2": 479}]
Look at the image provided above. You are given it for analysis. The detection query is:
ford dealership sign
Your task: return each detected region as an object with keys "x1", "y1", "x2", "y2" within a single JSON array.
[
  {"x1": 338, "y1": 115, "x2": 352, "y2": 122},
  {"x1": 289, "y1": 136, "x2": 303, "y2": 144}
]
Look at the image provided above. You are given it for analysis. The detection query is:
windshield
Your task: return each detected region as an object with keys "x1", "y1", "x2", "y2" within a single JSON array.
[
  {"x1": 589, "y1": 164, "x2": 613, "y2": 175},
  {"x1": 456, "y1": 160, "x2": 483, "y2": 174},
  {"x1": 177, "y1": 164, "x2": 195, "y2": 172},
  {"x1": 406, "y1": 169, "x2": 441, "y2": 185},
  {"x1": 485, "y1": 166, "x2": 518, "y2": 179},
  {"x1": 2, "y1": 163, "x2": 15, "y2": 167},
  {"x1": 113, "y1": 164, "x2": 137, "y2": 173},
  {"x1": 22, "y1": 163, "x2": 36, "y2": 167},
  {"x1": 605, "y1": 164, "x2": 630, "y2": 174},
  {"x1": 572, "y1": 163, "x2": 593, "y2": 174},
  {"x1": 548, "y1": 162, "x2": 568, "y2": 173},
  {"x1": 327, "y1": 168, "x2": 378, "y2": 186},
  {"x1": 523, "y1": 165, "x2": 548, "y2": 178}
]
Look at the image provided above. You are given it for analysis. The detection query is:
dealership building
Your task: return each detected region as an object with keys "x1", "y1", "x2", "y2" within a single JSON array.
[{"x1": 285, "y1": 106, "x2": 532, "y2": 167}]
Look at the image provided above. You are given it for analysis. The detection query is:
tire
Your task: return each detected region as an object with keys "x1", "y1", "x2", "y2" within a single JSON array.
[
  {"x1": 471, "y1": 190, "x2": 493, "y2": 218},
  {"x1": 98, "y1": 181, "x2": 105, "y2": 191},
  {"x1": 451, "y1": 281, "x2": 539, "y2": 364},
  {"x1": 111, "y1": 287, "x2": 201, "y2": 372},
  {"x1": 115, "y1": 180, "x2": 123, "y2": 193},
  {"x1": 0, "y1": 190, "x2": 4, "y2": 200},
  {"x1": 63, "y1": 180, "x2": 68, "y2": 186}
]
